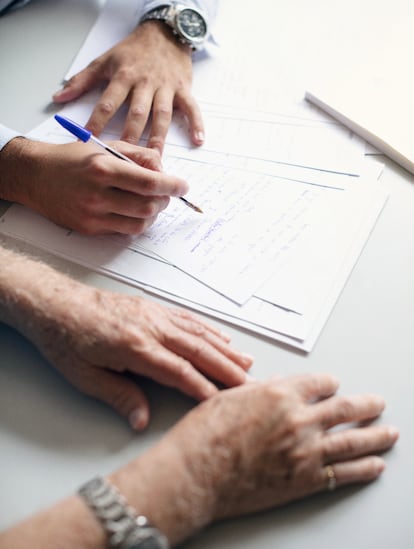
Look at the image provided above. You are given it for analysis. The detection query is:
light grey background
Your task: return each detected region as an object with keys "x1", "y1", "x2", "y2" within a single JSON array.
[{"x1": 1, "y1": 1, "x2": 414, "y2": 547}]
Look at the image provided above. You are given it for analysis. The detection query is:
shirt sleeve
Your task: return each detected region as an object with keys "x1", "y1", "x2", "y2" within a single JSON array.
[
  {"x1": 0, "y1": 124, "x2": 22, "y2": 152},
  {"x1": 0, "y1": 0, "x2": 31, "y2": 16},
  {"x1": 141, "y1": 0, "x2": 218, "y2": 26}
]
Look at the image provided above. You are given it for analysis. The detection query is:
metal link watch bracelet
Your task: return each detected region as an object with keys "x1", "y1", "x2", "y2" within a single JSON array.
[{"x1": 78, "y1": 477, "x2": 170, "y2": 549}]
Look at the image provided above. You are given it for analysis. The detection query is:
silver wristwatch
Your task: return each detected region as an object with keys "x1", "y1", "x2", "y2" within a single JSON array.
[
  {"x1": 78, "y1": 477, "x2": 170, "y2": 549},
  {"x1": 140, "y1": 3, "x2": 208, "y2": 50}
]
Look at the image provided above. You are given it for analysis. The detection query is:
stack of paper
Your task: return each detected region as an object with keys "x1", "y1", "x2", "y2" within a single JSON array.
[{"x1": 0, "y1": 0, "x2": 388, "y2": 351}]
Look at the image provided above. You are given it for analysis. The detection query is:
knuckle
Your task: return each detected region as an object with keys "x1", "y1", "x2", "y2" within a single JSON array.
[
  {"x1": 190, "y1": 340, "x2": 209, "y2": 361},
  {"x1": 283, "y1": 411, "x2": 307, "y2": 438},
  {"x1": 123, "y1": 135, "x2": 139, "y2": 145},
  {"x1": 147, "y1": 135, "x2": 164, "y2": 151},
  {"x1": 96, "y1": 100, "x2": 116, "y2": 116},
  {"x1": 266, "y1": 382, "x2": 291, "y2": 403},
  {"x1": 87, "y1": 191, "x2": 106, "y2": 212},
  {"x1": 86, "y1": 58, "x2": 102, "y2": 74},
  {"x1": 140, "y1": 201, "x2": 160, "y2": 218},
  {"x1": 129, "y1": 104, "x2": 147, "y2": 119},
  {"x1": 154, "y1": 104, "x2": 172, "y2": 118},
  {"x1": 335, "y1": 396, "x2": 356, "y2": 422},
  {"x1": 287, "y1": 445, "x2": 310, "y2": 469},
  {"x1": 76, "y1": 218, "x2": 101, "y2": 236},
  {"x1": 128, "y1": 219, "x2": 149, "y2": 235},
  {"x1": 141, "y1": 173, "x2": 159, "y2": 194},
  {"x1": 115, "y1": 66, "x2": 135, "y2": 84},
  {"x1": 340, "y1": 433, "x2": 358, "y2": 455},
  {"x1": 88, "y1": 155, "x2": 112, "y2": 179},
  {"x1": 173, "y1": 360, "x2": 194, "y2": 385},
  {"x1": 107, "y1": 386, "x2": 132, "y2": 414}
]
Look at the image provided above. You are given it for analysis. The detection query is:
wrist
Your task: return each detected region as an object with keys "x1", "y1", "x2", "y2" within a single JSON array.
[
  {"x1": 0, "y1": 137, "x2": 38, "y2": 204},
  {"x1": 135, "y1": 19, "x2": 192, "y2": 55},
  {"x1": 108, "y1": 430, "x2": 217, "y2": 546}
]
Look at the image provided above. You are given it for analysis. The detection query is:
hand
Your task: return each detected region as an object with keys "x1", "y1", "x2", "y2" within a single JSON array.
[
  {"x1": 0, "y1": 137, "x2": 188, "y2": 235},
  {"x1": 11, "y1": 266, "x2": 252, "y2": 430},
  {"x1": 53, "y1": 21, "x2": 204, "y2": 153},
  {"x1": 112, "y1": 374, "x2": 398, "y2": 544}
]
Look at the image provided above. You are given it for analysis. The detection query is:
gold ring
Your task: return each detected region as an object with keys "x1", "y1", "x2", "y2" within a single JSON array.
[{"x1": 325, "y1": 465, "x2": 337, "y2": 491}]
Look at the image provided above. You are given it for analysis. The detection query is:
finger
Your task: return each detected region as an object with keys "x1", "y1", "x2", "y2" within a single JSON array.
[
  {"x1": 120, "y1": 88, "x2": 155, "y2": 145},
  {"x1": 108, "y1": 142, "x2": 162, "y2": 171},
  {"x1": 175, "y1": 92, "x2": 205, "y2": 146},
  {"x1": 99, "y1": 156, "x2": 189, "y2": 197},
  {"x1": 161, "y1": 329, "x2": 250, "y2": 388},
  {"x1": 146, "y1": 90, "x2": 174, "y2": 154},
  {"x1": 287, "y1": 373, "x2": 339, "y2": 402},
  {"x1": 103, "y1": 188, "x2": 170, "y2": 219},
  {"x1": 315, "y1": 394, "x2": 386, "y2": 430},
  {"x1": 170, "y1": 308, "x2": 232, "y2": 342},
  {"x1": 168, "y1": 309, "x2": 253, "y2": 371},
  {"x1": 322, "y1": 425, "x2": 399, "y2": 464},
  {"x1": 81, "y1": 214, "x2": 158, "y2": 236},
  {"x1": 76, "y1": 366, "x2": 150, "y2": 431},
  {"x1": 86, "y1": 79, "x2": 131, "y2": 136},
  {"x1": 53, "y1": 63, "x2": 103, "y2": 103},
  {"x1": 133, "y1": 345, "x2": 219, "y2": 401},
  {"x1": 319, "y1": 457, "x2": 386, "y2": 492}
]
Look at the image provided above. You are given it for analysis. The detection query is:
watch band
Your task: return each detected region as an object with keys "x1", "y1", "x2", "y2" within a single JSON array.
[{"x1": 78, "y1": 477, "x2": 170, "y2": 549}]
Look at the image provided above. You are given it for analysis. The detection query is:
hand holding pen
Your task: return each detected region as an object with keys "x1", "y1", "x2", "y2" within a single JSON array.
[
  {"x1": 55, "y1": 115, "x2": 202, "y2": 214},
  {"x1": 3, "y1": 117, "x2": 201, "y2": 237}
]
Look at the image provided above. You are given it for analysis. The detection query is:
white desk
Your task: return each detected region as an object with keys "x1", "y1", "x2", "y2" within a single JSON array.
[{"x1": 1, "y1": 1, "x2": 414, "y2": 547}]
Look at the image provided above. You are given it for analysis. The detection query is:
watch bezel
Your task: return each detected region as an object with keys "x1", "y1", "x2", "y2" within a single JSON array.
[{"x1": 174, "y1": 7, "x2": 208, "y2": 46}]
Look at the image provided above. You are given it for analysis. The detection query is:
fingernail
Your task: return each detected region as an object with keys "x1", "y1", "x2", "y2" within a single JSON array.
[
  {"x1": 128, "y1": 408, "x2": 148, "y2": 431},
  {"x1": 387, "y1": 426, "x2": 400, "y2": 440},
  {"x1": 195, "y1": 131, "x2": 204, "y2": 144},
  {"x1": 52, "y1": 88, "x2": 65, "y2": 99},
  {"x1": 245, "y1": 372, "x2": 257, "y2": 383},
  {"x1": 372, "y1": 456, "x2": 386, "y2": 474},
  {"x1": 240, "y1": 353, "x2": 254, "y2": 367},
  {"x1": 374, "y1": 395, "x2": 386, "y2": 408}
]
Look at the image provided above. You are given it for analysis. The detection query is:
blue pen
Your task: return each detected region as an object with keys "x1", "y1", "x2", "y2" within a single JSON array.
[{"x1": 54, "y1": 114, "x2": 203, "y2": 213}]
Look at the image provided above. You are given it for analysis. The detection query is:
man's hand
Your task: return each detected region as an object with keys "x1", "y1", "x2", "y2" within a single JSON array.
[
  {"x1": 0, "y1": 137, "x2": 188, "y2": 235},
  {"x1": 53, "y1": 21, "x2": 204, "y2": 153},
  {"x1": 0, "y1": 248, "x2": 253, "y2": 431}
]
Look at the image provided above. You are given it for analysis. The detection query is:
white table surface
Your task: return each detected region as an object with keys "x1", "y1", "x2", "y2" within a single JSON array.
[{"x1": 1, "y1": 1, "x2": 414, "y2": 547}]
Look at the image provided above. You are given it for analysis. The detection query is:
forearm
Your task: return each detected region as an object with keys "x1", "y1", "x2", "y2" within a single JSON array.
[
  {"x1": 0, "y1": 433, "x2": 215, "y2": 549},
  {"x1": 0, "y1": 496, "x2": 104, "y2": 549},
  {"x1": 109, "y1": 434, "x2": 216, "y2": 546},
  {"x1": 0, "y1": 244, "x2": 83, "y2": 340}
]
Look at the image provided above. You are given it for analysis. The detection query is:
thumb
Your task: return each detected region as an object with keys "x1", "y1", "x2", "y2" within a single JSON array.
[
  {"x1": 80, "y1": 367, "x2": 151, "y2": 431},
  {"x1": 53, "y1": 66, "x2": 101, "y2": 103}
]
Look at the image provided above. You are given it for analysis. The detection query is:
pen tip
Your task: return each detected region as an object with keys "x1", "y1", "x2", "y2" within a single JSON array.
[{"x1": 180, "y1": 196, "x2": 203, "y2": 213}]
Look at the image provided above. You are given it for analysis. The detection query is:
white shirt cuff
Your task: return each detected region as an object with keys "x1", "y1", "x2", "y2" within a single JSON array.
[{"x1": 0, "y1": 124, "x2": 23, "y2": 152}]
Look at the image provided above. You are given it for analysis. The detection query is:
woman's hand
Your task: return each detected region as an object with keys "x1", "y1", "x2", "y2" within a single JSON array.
[{"x1": 112, "y1": 373, "x2": 398, "y2": 544}]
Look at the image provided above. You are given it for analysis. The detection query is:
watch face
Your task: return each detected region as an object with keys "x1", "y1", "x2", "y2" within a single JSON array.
[{"x1": 176, "y1": 9, "x2": 207, "y2": 41}]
